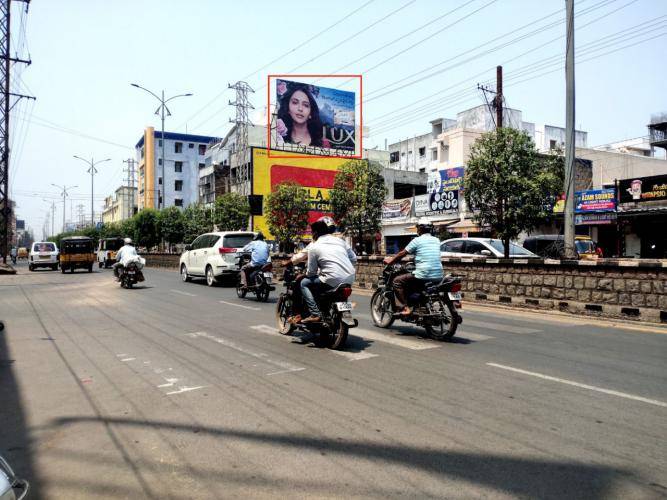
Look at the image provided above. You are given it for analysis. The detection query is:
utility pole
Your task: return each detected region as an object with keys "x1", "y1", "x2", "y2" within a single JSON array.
[
  {"x1": 73, "y1": 156, "x2": 110, "y2": 227},
  {"x1": 42, "y1": 198, "x2": 55, "y2": 237},
  {"x1": 131, "y1": 84, "x2": 192, "y2": 209},
  {"x1": 51, "y1": 184, "x2": 77, "y2": 234},
  {"x1": 0, "y1": 0, "x2": 33, "y2": 263},
  {"x1": 495, "y1": 65, "x2": 503, "y2": 129},
  {"x1": 563, "y1": 0, "x2": 576, "y2": 259},
  {"x1": 123, "y1": 158, "x2": 136, "y2": 219},
  {"x1": 228, "y1": 81, "x2": 254, "y2": 196}
]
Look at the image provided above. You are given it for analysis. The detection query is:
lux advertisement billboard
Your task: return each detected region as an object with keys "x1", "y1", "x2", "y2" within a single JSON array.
[
  {"x1": 251, "y1": 148, "x2": 353, "y2": 238},
  {"x1": 275, "y1": 79, "x2": 355, "y2": 151}
]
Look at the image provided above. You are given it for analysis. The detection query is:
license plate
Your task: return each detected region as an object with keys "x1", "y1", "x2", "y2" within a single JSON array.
[
  {"x1": 263, "y1": 272, "x2": 273, "y2": 278},
  {"x1": 39, "y1": 255, "x2": 50, "y2": 259},
  {"x1": 128, "y1": 271, "x2": 136, "y2": 275},
  {"x1": 448, "y1": 292, "x2": 462, "y2": 301},
  {"x1": 336, "y1": 302, "x2": 352, "y2": 312}
]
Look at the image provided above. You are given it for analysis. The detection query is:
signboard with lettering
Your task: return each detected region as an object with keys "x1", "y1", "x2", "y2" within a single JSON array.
[
  {"x1": 619, "y1": 174, "x2": 667, "y2": 204},
  {"x1": 382, "y1": 198, "x2": 413, "y2": 220},
  {"x1": 415, "y1": 191, "x2": 459, "y2": 217},
  {"x1": 553, "y1": 188, "x2": 616, "y2": 213},
  {"x1": 575, "y1": 213, "x2": 617, "y2": 225},
  {"x1": 427, "y1": 167, "x2": 465, "y2": 194}
]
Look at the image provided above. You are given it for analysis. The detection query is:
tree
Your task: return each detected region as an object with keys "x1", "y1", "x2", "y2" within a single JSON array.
[
  {"x1": 182, "y1": 204, "x2": 212, "y2": 244},
  {"x1": 330, "y1": 160, "x2": 387, "y2": 248},
  {"x1": 266, "y1": 182, "x2": 310, "y2": 252},
  {"x1": 133, "y1": 208, "x2": 160, "y2": 249},
  {"x1": 214, "y1": 193, "x2": 249, "y2": 231},
  {"x1": 158, "y1": 207, "x2": 185, "y2": 251},
  {"x1": 464, "y1": 127, "x2": 563, "y2": 258}
]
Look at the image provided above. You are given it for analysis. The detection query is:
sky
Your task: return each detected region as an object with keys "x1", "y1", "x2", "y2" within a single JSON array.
[{"x1": 9, "y1": 0, "x2": 666, "y2": 237}]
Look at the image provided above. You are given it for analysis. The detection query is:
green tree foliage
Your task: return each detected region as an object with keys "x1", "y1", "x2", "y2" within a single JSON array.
[
  {"x1": 464, "y1": 127, "x2": 563, "y2": 258},
  {"x1": 330, "y1": 160, "x2": 387, "y2": 244},
  {"x1": 266, "y1": 182, "x2": 310, "y2": 252},
  {"x1": 133, "y1": 208, "x2": 160, "y2": 249},
  {"x1": 182, "y1": 204, "x2": 213, "y2": 244},
  {"x1": 157, "y1": 206, "x2": 185, "y2": 250},
  {"x1": 214, "y1": 193, "x2": 250, "y2": 231}
]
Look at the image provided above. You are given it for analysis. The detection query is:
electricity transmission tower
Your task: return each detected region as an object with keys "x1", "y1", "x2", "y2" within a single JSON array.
[
  {"x1": 228, "y1": 81, "x2": 254, "y2": 195},
  {"x1": 0, "y1": 0, "x2": 33, "y2": 263}
]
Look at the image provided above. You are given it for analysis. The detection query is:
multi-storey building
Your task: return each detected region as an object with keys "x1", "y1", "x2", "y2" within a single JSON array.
[
  {"x1": 136, "y1": 127, "x2": 219, "y2": 210},
  {"x1": 102, "y1": 185, "x2": 138, "y2": 224}
]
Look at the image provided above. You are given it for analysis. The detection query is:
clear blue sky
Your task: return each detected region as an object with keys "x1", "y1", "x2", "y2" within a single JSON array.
[{"x1": 10, "y1": 0, "x2": 666, "y2": 236}]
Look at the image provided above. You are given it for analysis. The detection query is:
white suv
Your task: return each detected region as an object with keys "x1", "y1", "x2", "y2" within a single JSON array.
[
  {"x1": 440, "y1": 238, "x2": 538, "y2": 258},
  {"x1": 29, "y1": 241, "x2": 59, "y2": 271},
  {"x1": 179, "y1": 231, "x2": 255, "y2": 286}
]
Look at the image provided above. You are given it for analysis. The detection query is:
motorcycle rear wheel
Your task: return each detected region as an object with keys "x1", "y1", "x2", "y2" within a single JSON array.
[
  {"x1": 256, "y1": 286, "x2": 270, "y2": 302},
  {"x1": 370, "y1": 289, "x2": 394, "y2": 328},
  {"x1": 424, "y1": 299, "x2": 457, "y2": 340},
  {"x1": 275, "y1": 294, "x2": 294, "y2": 335},
  {"x1": 328, "y1": 317, "x2": 349, "y2": 350},
  {"x1": 236, "y1": 282, "x2": 247, "y2": 298}
]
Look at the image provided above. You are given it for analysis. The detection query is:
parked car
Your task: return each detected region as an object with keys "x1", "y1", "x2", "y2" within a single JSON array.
[
  {"x1": 522, "y1": 235, "x2": 599, "y2": 260},
  {"x1": 440, "y1": 237, "x2": 539, "y2": 258},
  {"x1": 28, "y1": 241, "x2": 59, "y2": 271},
  {"x1": 179, "y1": 231, "x2": 256, "y2": 286},
  {"x1": 97, "y1": 237, "x2": 124, "y2": 268}
]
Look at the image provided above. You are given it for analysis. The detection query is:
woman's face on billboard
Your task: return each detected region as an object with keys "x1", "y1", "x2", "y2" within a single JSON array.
[{"x1": 289, "y1": 90, "x2": 310, "y2": 125}]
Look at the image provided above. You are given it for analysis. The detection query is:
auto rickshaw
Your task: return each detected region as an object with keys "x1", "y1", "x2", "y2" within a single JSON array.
[
  {"x1": 97, "y1": 237, "x2": 124, "y2": 268},
  {"x1": 59, "y1": 236, "x2": 96, "y2": 273}
]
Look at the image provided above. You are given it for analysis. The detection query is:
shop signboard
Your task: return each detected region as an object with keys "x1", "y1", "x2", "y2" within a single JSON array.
[
  {"x1": 619, "y1": 174, "x2": 667, "y2": 203},
  {"x1": 414, "y1": 191, "x2": 459, "y2": 217},
  {"x1": 427, "y1": 167, "x2": 465, "y2": 194},
  {"x1": 575, "y1": 213, "x2": 617, "y2": 225},
  {"x1": 414, "y1": 194, "x2": 430, "y2": 217},
  {"x1": 553, "y1": 188, "x2": 616, "y2": 213},
  {"x1": 382, "y1": 198, "x2": 413, "y2": 221}
]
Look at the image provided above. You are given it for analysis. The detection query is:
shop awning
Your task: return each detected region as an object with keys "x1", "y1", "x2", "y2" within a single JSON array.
[{"x1": 447, "y1": 219, "x2": 481, "y2": 233}]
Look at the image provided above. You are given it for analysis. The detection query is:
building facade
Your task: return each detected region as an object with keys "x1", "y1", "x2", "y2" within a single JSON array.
[
  {"x1": 102, "y1": 185, "x2": 138, "y2": 224},
  {"x1": 136, "y1": 127, "x2": 219, "y2": 210}
]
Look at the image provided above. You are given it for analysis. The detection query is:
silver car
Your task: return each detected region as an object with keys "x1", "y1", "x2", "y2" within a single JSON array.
[
  {"x1": 28, "y1": 241, "x2": 59, "y2": 271},
  {"x1": 440, "y1": 237, "x2": 539, "y2": 258}
]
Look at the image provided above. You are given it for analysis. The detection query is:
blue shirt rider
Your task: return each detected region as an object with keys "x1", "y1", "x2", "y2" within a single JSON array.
[{"x1": 240, "y1": 232, "x2": 270, "y2": 288}]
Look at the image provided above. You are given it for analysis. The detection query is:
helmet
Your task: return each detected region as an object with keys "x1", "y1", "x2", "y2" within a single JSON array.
[
  {"x1": 416, "y1": 217, "x2": 433, "y2": 234},
  {"x1": 253, "y1": 231, "x2": 265, "y2": 241},
  {"x1": 310, "y1": 216, "x2": 336, "y2": 238},
  {"x1": 124, "y1": 237, "x2": 132, "y2": 245}
]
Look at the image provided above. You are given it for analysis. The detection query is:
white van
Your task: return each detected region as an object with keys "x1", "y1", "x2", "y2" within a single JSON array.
[{"x1": 29, "y1": 241, "x2": 59, "y2": 271}]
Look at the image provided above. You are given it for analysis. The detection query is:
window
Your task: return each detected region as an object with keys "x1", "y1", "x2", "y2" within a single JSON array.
[
  {"x1": 191, "y1": 235, "x2": 206, "y2": 249},
  {"x1": 140, "y1": 147, "x2": 144, "y2": 158},
  {"x1": 199, "y1": 163, "x2": 205, "y2": 169},
  {"x1": 223, "y1": 234, "x2": 254, "y2": 248},
  {"x1": 419, "y1": 147, "x2": 426, "y2": 157},
  {"x1": 441, "y1": 240, "x2": 464, "y2": 253},
  {"x1": 188, "y1": 143, "x2": 194, "y2": 149},
  {"x1": 198, "y1": 144, "x2": 206, "y2": 155},
  {"x1": 389, "y1": 151, "x2": 399, "y2": 163},
  {"x1": 401, "y1": 152, "x2": 405, "y2": 157},
  {"x1": 175, "y1": 142, "x2": 183, "y2": 153},
  {"x1": 206, "y1": 235, "x2": 221, "y2": 248},
  {"x1": 175, "y1": 180, "x2": 183, "y2": 191},
  {"x1": 174, "y1": 198, "x2": 183, "y2": 207},
  {"x1": 158, "y1": 177, "x2": 162, "y2": 185},
  {"x1": 549, "y1": 139, "x2": 557, "y2": 150},
  {"x1": 431, "y1": 150, "x2": 437, "y2": 161},
  {"x1": 463, "y1": 241, "x2": 488, "y2": 255},
  {"x1": 408, "y1": 150, "x2": 413, "y2": 155},
  {"x1": 419, "y1": 168, "x2": 426, "y2": 173},
  {"x1": 174, "y1": 161, "x2": 183, "y2": 172},
  {"x1": 158, "y1": 158, "x2": 162, "y2": 166},
  {"x1": 487, "y1": 240, "x2": 534, "y2": 255},
  {"x1": 158, "y1": 196, "x2": 162, "y2": 205},
  {"x1": 158, "y1": 139, "x2": 163, "y2": 147}
]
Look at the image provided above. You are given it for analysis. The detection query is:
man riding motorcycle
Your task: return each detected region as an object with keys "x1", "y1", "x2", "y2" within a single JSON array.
[
  {"x1": 383, "y1": 217, "x2": 443, "y2": 316},
  {"x1": 239, "y1": 231, "x2": 270, "y2": 289},
  {"x1": 113, "y1": 237, "x2": 138, "y2": 280},
  {"x1": 300, "y1": 216, "x2": 357, "y2": 323}
]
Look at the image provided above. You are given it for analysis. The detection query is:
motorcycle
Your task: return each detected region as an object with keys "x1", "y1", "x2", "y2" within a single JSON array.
[
  {"x1": 0, "y1": 453, "x2": 29, "y2": 500},
  {"x1": 235, "y1": 253, "x2": 275, "y2": 302},
  {"x1": 275, "y1": 263, "x2": 358, "y2": 350},
  {"x1": 370, "y1": 263, "x2": 463, "y2": 340},
  {"x1": 119, "y1": 261, "x2": 144, "y2": 289}
]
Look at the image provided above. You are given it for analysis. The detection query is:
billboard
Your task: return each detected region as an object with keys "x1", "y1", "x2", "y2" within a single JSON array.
[
  {"x1": 382, "y1": 198, "x2": 412, "y2": 221},
  {"x1": 15, "y1": 219, "x2": 25, "y2": 230},
  {"x1": 619, "y1": 174, "x2": 667, "y2": 203},
  {"x1": 275, "y1": 79, "x2": 355, "y2": 152},
  {"x1": 427, "y1": 167, "x2": 465, "y2": 194},
  {"x1": 415, "y1": 191, "x2": 460, "y2": 217},
  {"x1": 553, "y1": 188, "x2": 616, "y2": 213},
  {"x1": 251, "y1": 148, "x2": 353, "y2": 238}
]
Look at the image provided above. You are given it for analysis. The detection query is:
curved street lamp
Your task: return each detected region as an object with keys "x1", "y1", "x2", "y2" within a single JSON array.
[{"x1": 73, "y1": 156, "x2": 111, "y2": 226}]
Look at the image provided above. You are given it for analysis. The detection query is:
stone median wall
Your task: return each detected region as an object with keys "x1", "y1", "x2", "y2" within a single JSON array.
[{"x1": 144, "y1": 252, "x2": 667, "y2": 323}]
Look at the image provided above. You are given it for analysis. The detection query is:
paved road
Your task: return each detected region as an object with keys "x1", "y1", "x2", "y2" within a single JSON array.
[{"x1": 1, "y1": 262, "x2": 666, "y2": 499}]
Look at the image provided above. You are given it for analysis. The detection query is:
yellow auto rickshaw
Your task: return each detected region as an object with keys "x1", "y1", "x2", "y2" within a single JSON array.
[{"x1": 59, "y1": 236, "x2": 96, "y2": 273}]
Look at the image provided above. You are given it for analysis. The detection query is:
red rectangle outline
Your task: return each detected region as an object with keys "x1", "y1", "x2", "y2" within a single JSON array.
[{"x1": 266, "y1": 74, "x2": 363, "y2": 160}]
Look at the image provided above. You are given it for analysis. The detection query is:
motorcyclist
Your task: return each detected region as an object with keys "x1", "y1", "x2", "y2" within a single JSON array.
[
  {"x1": 240, "y1": 232, "x2": 270, "y2": 289},
  {"x1": 300, "y1": 216, "x2": 357, "y2": 323},
  {"x1": 383, "y1": 217, "x2": 443, "y2": 316},
  {"x1": 113, "y1": 237, "x2": 138, "y2": 280}
]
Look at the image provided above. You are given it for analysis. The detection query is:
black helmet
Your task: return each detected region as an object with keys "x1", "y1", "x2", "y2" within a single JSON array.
[
  {"x1": 310, "y1": 216, "x2": 336, "y2": 238},
  {"x1": 253, "y1": 231, "x2": 265, "y2": 241}
]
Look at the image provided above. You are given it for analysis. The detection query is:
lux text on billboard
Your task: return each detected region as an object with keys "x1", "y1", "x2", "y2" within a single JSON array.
[{"x1": 275, "y1": 79, "x2": 355, "y2": 151}]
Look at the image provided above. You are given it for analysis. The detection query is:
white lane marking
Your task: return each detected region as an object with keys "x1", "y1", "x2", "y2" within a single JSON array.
[
  {"x1": 250, "y1": 325, "x2": 379, "y2": 361},
  {"x1": 116, "y1": 353, "x2": 128, "y2": 357},
  {"x1": 120, "y1": 357, "x2": 136, "y2": 362},
  {"x1": 166, "y1": 385, "x2": 206, "y2": 395},
  {"x1": 457, "y1": 331, "x2": 495, "y2": 341},
  {"x1": 354, "y1": 328, "x2": 440, "y2": 351},
  {"x1": 170, "y1": 289, "x2": 197, "y2": 297},
  {"x1": 158, "y1": 377, "x2": 179, "y2": 388},
  {"x1": 487, "y1": 363, "x2": 667, "y2": 408},
  {"x1": 267, "y1": 367, "x2": 307, "y2": 376},
  {"x1": 220, "y1": 300, "x2": 261, "y2": 311},
  {"x1": 464, "y1": 320, "x2": 539, "y2": 334},
  {"x1": 187, "y1": 331, "x2": 304, "y2": 375}
]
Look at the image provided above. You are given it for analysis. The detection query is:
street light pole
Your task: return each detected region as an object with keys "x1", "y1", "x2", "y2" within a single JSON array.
[
  {"x1": 130, "y1": 84, "x2": 193, "y2": 209},
  {"x1": 51, "y1": 184, "x2": 77, "y2": 233},
  {"x1": 43, "y1": 199, "x2": 55, "y2": 237},
  {"x1": 73, "y1": 156, "x2": 110, "y2": 227}
]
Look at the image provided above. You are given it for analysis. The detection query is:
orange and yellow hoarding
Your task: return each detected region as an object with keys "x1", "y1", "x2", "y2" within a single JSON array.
[{"x1": 251, "y1": 147, "x2": 354, "y2": 238}]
